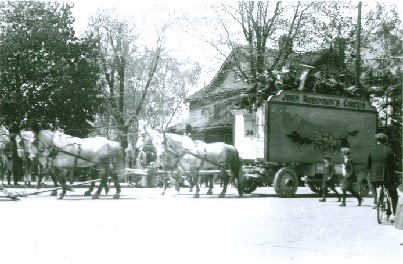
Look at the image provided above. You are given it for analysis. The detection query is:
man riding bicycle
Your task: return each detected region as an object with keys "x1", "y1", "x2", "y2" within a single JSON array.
[{"x1": 367, "y1": 133, "x2": 400, "y2": 220}]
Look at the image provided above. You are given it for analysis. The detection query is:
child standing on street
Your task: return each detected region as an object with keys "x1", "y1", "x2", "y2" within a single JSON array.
[
  {"x1": 319, "y1": 156, "x2": 341, "y2": 202},
  {"x1": 339, "y1": 148, "x2": 362, "y2": 207}
]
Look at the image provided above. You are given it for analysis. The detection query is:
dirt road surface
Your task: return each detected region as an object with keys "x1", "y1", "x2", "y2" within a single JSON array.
[{"x1": 1, "y1": 186, "x2": 402, "y2": 264}]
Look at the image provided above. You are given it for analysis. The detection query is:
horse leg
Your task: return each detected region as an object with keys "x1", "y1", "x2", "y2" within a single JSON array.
[
  {"x1": 57, "y1": 170, "x2": 67, "y2": 200},
  {"x1": 104, "y1": 175, "x2": 110, "y2": 195},
  {"x1": 161, "y1": 177, "x2": 166, "y2": 195},
  {"x1": 92, "y1": 165, "x2": 106, "y2": 199},
  {"x1": 188, "y1": 175, "x2": 195, "y2": 192},
  {"x1": 36, "y1": 171, "x2": 43, "y2": 188},
  {"x1": 111, "y1": 170, "x2": 121, "y2": 199},
  {"x1": 175, "y1": 173, "x2": 181, "y2": 193},
  {"x1": 219, "y1": 171, "x2": 229, "y2": 198},
  {"x1": 193, "y1": 173, "x2": 200, "y2": 198},
  {"x1": 207, "y1": 174, "x2": 214, "y2": 195},
  {"x1": 92, "y1": 176, "x2": 104, "y2": 199},
  {"x1": 63, "y1": 169, "x2": 73, "y2": 192},
  {"x1": 49, "y1": 171, "x2": 59, "y2": 196},
  {"x1": 84, "y1": 182, "x2": 94, "y2": 196},
  {"x1": 172, "y1": 173, "x2": 179, "y2": 196},
  {"x1": 48, "y1": 167, "x2": 59, "y2": 196},
  {"x1": 68, "y1": 168, "x2": 74, "y2": 185},
  {"x1": 235, "y1": 171, "x2": 243, "y2": 197},
  {"x1": 50, "y1": 170, "x2": 58, "y2": 187},
  {"x1": 84, "y1": 169, "x2": 95, "y2": 196}
]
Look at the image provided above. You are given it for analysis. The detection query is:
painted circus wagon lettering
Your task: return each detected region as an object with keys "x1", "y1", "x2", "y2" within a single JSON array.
[{"x1": 232, "y1": 90, "x2": 377, "y2": 197}]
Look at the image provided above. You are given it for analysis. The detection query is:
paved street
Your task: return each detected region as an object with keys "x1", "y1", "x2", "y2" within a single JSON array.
[{"x1": 1, "y1": 185, "x2": 402, "y2": 264}]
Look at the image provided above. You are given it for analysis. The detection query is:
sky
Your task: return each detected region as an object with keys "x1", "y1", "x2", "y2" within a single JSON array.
[
  {"x1": 68, "y1": 0, "x2": 403, "y2": 86},
  {"x1": 69, "y1": 0, "x2": 224, "y2": 89},
  {"x1": 9, "y1": 0, "x2": 400, "y2": 96}
]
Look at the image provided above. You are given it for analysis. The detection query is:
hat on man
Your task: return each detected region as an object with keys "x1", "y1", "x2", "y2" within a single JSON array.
[
  {"x1": 341, "y1": 147, "x2": 351, "y2": 156},
  {"x1": 9, "y1": 122, "x2": 20, "y2": 134},
  {"x1": 375, "y1": 133, "x2": 388, "y2": 144},
  {"x1": 30, "y1": 119, "x2": 41, "y2": 134}
]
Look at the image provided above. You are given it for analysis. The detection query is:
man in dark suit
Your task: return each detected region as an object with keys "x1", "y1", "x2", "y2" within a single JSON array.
[
  {"x1": 367, "y1": 133, "x2": 399, "y2": 217},
  {"x1": 339, "y1": 147, "x2": 362, "y2": 206},
  {"x1": 5, "y1": 122, "x2": 22, "y2": 185}
]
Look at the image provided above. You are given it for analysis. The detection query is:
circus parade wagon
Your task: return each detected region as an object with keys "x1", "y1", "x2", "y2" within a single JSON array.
[{"x1": 231, "y1": 90, "x2": 377, "y2": 197}]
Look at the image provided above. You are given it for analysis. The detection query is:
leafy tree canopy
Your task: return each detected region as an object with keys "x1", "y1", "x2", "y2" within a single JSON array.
[{"x1": 0, "y1": 0, "x2": 103, "y2": 137}]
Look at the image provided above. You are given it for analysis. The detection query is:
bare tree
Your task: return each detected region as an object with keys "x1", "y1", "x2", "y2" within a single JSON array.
[
  {"x1": 87, "y1": 9, "x2": 163, "y2": 149},
  {"x1": 87, "y1": 8, "x2": 201, "y2": 151},
  {"x1": 186, "y1": 2, "x2": 403, "y2": 111}
]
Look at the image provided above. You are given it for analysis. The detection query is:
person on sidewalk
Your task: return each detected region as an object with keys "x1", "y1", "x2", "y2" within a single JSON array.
[
  {"x1": 319, "y1": 155, "x2": 341, "y2": 202},
  {"x1": 5, "y1": 122, "x2": 21, "y2": 185},
  {"x1": 339, "y1": 148, "x2": 362, "y2": 207},
  {"x1": 367, "y1": 133, "x2": 399, "y2": 219}
]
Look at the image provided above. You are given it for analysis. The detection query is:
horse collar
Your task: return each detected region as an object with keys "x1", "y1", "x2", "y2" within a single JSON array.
[{"x1": 163, "y1": 136, "x2": 186, "y2": 158}]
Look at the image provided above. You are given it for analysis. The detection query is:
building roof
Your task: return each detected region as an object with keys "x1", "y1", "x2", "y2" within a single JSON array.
[
  {"x1": 169, "y1": 95, "x2": 238, "y2": 132},
  {"x1": 186, "y1": 46, "x2": 325, "y2": 103},
  {"x1": 175, "y1": 42, "x2": 348, "y2": 132},
  {"x1": 186, "y1": 47, "x2": 248, "y2": 103}
]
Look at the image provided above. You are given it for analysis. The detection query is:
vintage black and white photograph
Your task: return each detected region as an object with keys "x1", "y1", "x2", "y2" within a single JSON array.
[{"x1": 0, "y1": 0, "x2": 402, "y2": 263}]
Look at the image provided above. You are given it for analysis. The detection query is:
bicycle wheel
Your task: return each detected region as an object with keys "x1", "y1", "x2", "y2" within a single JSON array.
[
  {"x1": 377, "y1": 187, "x2": 386, "y2": 224},
  {"x1": 385, "y1": 189, "x2": 392, "y2": 221}
]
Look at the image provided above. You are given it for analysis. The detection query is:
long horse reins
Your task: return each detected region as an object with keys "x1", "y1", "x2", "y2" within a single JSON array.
[
  {"x1": 161, "y1": 132, "x2": 229, "y2": 172},
  {"x1": 35, "y1": 132, "x2": 119, "y2": 175}
]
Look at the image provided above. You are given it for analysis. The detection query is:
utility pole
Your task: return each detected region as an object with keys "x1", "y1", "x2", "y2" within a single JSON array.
[{"x1": 355, "y1": 1, "x2": 362, "y2": 88}]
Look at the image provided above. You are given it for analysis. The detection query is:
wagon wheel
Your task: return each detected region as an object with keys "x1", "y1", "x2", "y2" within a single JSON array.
[
  {"x1": 307, "y1": 182, "x2": 322, "y2": 194},
  {"x1": 274, "y1": 167, "x2": 298, "y2": 198},
  {"x1": 243, "y1": 177, "x2": 258, "y2": 194},
  {"x1": 353, "y1": 167, "x2": 370, "y2": 197}
]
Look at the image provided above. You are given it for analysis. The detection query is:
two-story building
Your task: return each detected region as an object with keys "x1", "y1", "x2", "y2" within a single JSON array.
[{"x1": 169, "y1": 38, "x2": 352, "y2": 145}]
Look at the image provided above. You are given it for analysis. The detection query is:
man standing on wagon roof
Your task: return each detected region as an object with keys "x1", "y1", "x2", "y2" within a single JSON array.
[{"x1": 367, "y1": 133, "x2": 399, "y2": 219}]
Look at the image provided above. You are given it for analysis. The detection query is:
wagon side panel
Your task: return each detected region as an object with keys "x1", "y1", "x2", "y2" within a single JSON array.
[{"x1": 265, "y1": 91, "x2": 377, "y2": 165}]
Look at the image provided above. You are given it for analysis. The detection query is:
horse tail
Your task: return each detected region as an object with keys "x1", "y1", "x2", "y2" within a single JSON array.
[{"x1": 227, "y1": 145, "x2": 243, "y2": 197}]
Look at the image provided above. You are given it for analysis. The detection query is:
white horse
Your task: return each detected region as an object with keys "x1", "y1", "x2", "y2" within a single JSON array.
[
  {"x1": 20, "y1": 131, "x2": 82, "y2": 195},
  {"x1": 139, "y1": 123, "x2": 244, "y2": 198},
  {"x1": 33, "y1": 130, "x2": 124, "y2": 199}
]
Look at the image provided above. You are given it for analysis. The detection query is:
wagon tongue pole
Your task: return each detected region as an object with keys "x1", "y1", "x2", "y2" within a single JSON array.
[
  {"x1": 0, "y1": 177, "x2": 110, "y2": 200},
  {"x1": 0, "y1": 186, "x2": 20, "y2": 201}
]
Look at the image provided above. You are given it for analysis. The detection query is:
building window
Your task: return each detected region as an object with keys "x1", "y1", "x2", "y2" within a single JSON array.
[
  {"x1": 234, "y1": 71, "x2": 241, "y2": 82},
  {"x1": 214, "y1": 105, "x2": 222, "y2": 119},
  {"x1": 201, "y1": 107, "x2": 210, "y2": 117},
  {"x1": 233, "y1": 62, "x2": 247, "y2": 82}
]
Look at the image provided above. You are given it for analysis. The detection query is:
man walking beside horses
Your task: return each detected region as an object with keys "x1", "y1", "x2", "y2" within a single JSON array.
[{"x1": 5, "y1": 122, "x2": 23, "y2": 185}]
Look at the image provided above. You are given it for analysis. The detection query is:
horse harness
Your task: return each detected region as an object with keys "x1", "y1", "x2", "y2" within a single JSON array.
[
  {"x1": 36, "y1": 133, "x2": 98, "y2": 170},
  {"x1": 161, "y1": 133, "x2": 229, "y2": 172},
  {"x1": 161, "y1": 134, "x2": 186, "y2": 173}
]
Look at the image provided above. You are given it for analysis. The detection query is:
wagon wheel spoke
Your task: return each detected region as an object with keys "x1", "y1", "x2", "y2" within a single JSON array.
[{"x1": 274, "y1": 168, "x2": 298, "y2": 198}]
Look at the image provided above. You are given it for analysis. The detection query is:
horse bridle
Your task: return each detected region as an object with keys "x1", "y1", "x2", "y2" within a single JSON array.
[
  {"x1": 163, "y1": 134, "x2": 228, "y2": 171},
  {"x1": 162, "y1": 133, "x2": 187, "y2": 159},
  {"x1": 38, "y1": 131, "x2": 100, "y2": 165}
]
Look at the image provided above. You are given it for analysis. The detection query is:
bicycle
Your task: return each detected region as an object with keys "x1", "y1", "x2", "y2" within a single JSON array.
[{"x1": 376, "y1": 184, "x2": 392, "y2": 224}]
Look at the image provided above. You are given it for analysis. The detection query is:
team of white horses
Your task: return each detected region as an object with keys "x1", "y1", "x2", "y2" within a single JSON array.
[{"x1": 1, "y1": 122, "x2": 244, "y2": 199}]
